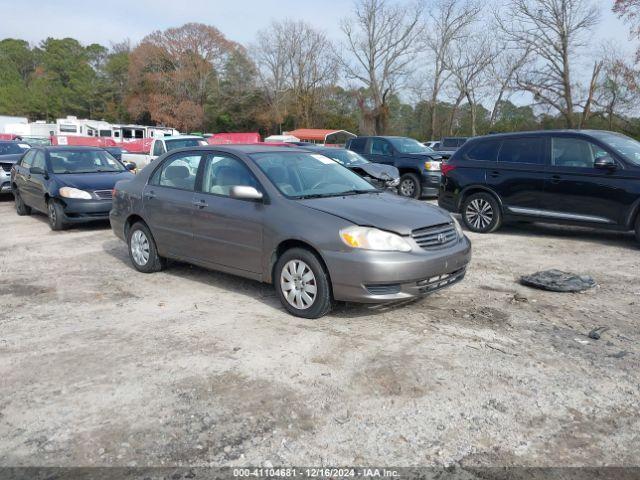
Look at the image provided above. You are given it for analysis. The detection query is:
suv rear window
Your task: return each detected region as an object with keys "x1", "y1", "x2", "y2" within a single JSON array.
[
  {"x1": 463, "y1": 140, "x2": 500, "y2": 161},
  {"x1": 498, "y1": 138, "x2": 544, "y2": 165},
  {"x1": 348, "y1": 138, "x2": 367, "y2": 153}
]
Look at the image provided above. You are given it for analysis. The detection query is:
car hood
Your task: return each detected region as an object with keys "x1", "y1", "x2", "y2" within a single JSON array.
[
  {"x1": 350, "y1": 163, "x2": 399, "y2": 180},
  {"x1": 0, "y1": 154, "x2": 22, "y2": 164},
  {"x1": 400, "y1": 152, "x2": 443, "y2": 161},
  {"x1": 299, "y1": 192, "x2": 452, "y2": 235},
  {"x1": 56, "y1": 171, "x2": 134, "y2": 190}
]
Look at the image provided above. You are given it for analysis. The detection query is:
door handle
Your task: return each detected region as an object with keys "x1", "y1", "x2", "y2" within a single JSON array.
[
  {"x1": 192, "y1": 199, "x2": 208, "y2": 208},
  {"x1": 550, "y1": 175, "x2": 561, "y2": 184},
  {"x1": 489, "y1": 171, "x2": 501, "y2": 178}
]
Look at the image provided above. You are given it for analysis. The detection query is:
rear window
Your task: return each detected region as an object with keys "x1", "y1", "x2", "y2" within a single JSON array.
[
  {"x1": 463, "y1": 140, "x2": 500, "y2": 162},
  {"x1": 348, "y1": 138, "x2": 367, "y2": 153},
  {"x1": 498, "y1": 138, "x2": 545, "y2": 165}
]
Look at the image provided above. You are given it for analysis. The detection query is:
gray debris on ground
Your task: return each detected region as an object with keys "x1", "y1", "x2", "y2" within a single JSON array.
[{"x1": 520, "y1": 269, "x2": 597, "y2": 292}]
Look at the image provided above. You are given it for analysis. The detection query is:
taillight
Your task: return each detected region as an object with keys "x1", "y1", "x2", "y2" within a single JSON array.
[{"x1": 441, "y1": 163, "x2": 457, "y2": 176}]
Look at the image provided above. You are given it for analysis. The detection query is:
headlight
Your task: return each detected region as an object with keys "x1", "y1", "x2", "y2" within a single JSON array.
[
  {"x1": 451, "y1": 215, "x2": 464, "y2": 238},
  {"x1": 59, "y1": 187, "x2": 92, "y2": 199},
  {"x1": 424, "y1": 161, "x2": 441, "y2": 171},
  {"x1": 340, "y1": 226, "x2": 412, "y2": 252}
]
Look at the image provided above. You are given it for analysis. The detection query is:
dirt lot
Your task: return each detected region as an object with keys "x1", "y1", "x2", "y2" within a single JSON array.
[{"x1": 0, "y1": 195, "x2": 639, "y2": 468}]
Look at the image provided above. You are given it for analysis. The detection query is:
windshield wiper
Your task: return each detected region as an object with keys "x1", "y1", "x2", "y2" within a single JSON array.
[{"x1": 337, "y1": 189, "x2": 379, "y2": 196}]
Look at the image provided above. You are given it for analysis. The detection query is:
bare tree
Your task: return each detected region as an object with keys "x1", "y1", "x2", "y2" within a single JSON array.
[
  {"x1": 425, "y1": 0, "x2": 482, "y2": 139},
  {"x1": 500, "y1": 0, "x2": 601, "y2": 128},
  {"x1": 445, "y1": 34, "x2": 498, "y2": 135},
  {"x1": 594, "y1": 47, "x2": 639, "y2": 129},
  {"x1": 487, "y1": 45, "x2": 531, "y2": 127},
  {"x1": 340, "y1": 0, "x2": 424, "y2": 134}
]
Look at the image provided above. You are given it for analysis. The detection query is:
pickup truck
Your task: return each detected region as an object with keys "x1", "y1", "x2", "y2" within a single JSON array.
[
  {"x1": 434, "y1": 137, "x2": 468, "y2": 156},
  {"x1": 345, "y1": 136, "x2": 443, "y2": 198},
  {"x1": 122, "y1": 135, "x2": 207, "y2": 170}
]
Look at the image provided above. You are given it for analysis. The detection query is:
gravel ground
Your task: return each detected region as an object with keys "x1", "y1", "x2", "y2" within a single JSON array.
[{"x1": 0, "y1": 195, "x2": 639, "y2": 468}]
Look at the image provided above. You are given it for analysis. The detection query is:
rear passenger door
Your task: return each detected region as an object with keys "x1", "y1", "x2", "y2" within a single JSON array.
[
  {"x1": 488, "y1": 136, "x2": 548, "y2": 215},
  {"x1": 142, "y1": 151, "x2": 204, "y2": 259},
  {"x1": 541, "y1": 136, "x2": 629, "y2": 225}
]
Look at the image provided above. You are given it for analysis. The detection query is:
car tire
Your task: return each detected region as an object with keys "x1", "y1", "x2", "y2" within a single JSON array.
[
  {"x1": 14, "y1": 190, "x2": 31, "y2": 216},
  {"x1": 127, "y1": 221, "x2": 166, "y2": 273},
  {"x1": 274, "y1": 248, "x2": 333, "y2": 319},
  {"x1": 635, "y1": 215, "x2": 640, "y2": 245},
  {"x1": 47, "y1": 199, "x2": 68, "y2": 231},
  {"x1": 462, "y1": 192, "x2": 502, "y2": 233},
  {"x1": 398, "y1": 173, "x2": 422, "y2": 199}
]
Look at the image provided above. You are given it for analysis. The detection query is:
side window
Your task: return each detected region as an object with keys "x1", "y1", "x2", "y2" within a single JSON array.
[
  {"x1": 21, "y1": 150, "x2": 35, "y2": 167},
  {"x1": 551, "y1": 137, "x2": 605, "y2": 168},
  {"x1": 463, "y1": 140, "x2": 500, "y2": 162},
  {"x1": 152, "y1": 152, "x2": 202, "y2": 191},
  {"x1": 201, "y1": 155, "x2": 258, "y2": 197},
  {"x1": 152, "y1": 141, "x2": 165, "y2": 156},
  {"x1": 32, "y1": 151, "x2": 46, "y2": 170},
  {"x1": 370, "y1": 138, "x2": 391, "y2": 155},
  {"x1": 349, "y1": 138, "x2": 366, "y2": 153},
  {"x1": 498, "y1": 138, "x2": 544, "y2": 165}
]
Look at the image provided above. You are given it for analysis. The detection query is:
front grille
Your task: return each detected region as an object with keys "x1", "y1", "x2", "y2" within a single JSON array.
[
  {"x1": 365, "y1": 283, "x2": 402, "y2": 295},
  {"x1": 0, "y1": 163, "x2": 12, "y2": 172},
  {"x1": 412, "y1": 223, "x2": 458, "y2": 250},
  {"x1": 93, "y1": 190, "x2": 113, "y2": 200}
]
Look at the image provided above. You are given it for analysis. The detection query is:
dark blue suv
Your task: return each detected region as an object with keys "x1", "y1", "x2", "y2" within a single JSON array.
[
  {"x1": 438, "y1": 130, "x2": 640, "y2": 244},
  {"x1": 346, "y1": 136, "x2": 443, "y2": 198}
]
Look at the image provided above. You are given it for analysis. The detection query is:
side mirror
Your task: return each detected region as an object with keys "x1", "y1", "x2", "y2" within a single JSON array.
[
  {"x1": 30, "y1": 166, "x2": 45, "y2": 175},
  {"x1": 230, "y1": 185, "x2": 263, "y2": 201},
  {"x1": 125, "y1": 162, "x2": 136, "y2": 171},
  {"x1": 594, "y1": 155, "x2": 616, "y2": 170}
]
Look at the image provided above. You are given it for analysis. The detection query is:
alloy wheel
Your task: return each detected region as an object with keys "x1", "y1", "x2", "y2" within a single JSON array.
[
  {"x1": 466, "y1": 198, "x2": 494, "y2": 230},
  {"x1": 48, "y1": 202, "x2": 56, "y2": 226},
  {"x1": 130, "y1": 230, "x2": 150, "y2": 266},
  {"x1": 280, "y1": 259, "x2": 317, "y2": 310},
  {"x1": 399, "y1": 179, "x2": 416, "y2": 197}
]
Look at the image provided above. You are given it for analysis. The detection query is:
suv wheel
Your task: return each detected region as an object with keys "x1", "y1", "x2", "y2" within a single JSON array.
[
  {"x1": 275, "y1": 248, "x2": 332, "y2": 319},
  {"x1": 14, "y1": 190, "x2": 31, "y2": 216},
  {"x1": 47, "y1": 199, "x2": 68, "y2": 231},
  {"x1": 128, "y1": 222, "x2": 166, "y2": 273},
  {"x1": 462, "y1": 192, "x2": 502, "y2": 233},
  {"x1": 398, "y1": 173, "x2": 422, "y2": 199},
  {"x1": 635, "y1": 215, "x2": 640, "y2": 245}
]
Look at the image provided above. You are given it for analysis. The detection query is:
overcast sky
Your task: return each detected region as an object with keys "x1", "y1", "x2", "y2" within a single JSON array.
[{"x1": 0, "y1": 0, "x2": 632, "y2": 55}]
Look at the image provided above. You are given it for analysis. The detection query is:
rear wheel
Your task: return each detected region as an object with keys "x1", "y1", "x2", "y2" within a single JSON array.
[
  {"x1": 462, "y1": 192, "x2": 502, "y2": 233},
  {"x1": 14, "y1": 190, "x2": 31, "y2": 216},
  {"x1": 398, "y1": 173, "x2": 422, "y2": 199},
  {"x1": 275, "y1": 248, "x2": 332, "y2": 319},
  {"x1": 128, "y1": 222, "x2": 166, "y2": 273},
  {"x1": 634, "y1": 214, "x2": 640, "y2": 245},
  {"x1": 47, "y1": 199, "x2": 68, "y2": 231}
]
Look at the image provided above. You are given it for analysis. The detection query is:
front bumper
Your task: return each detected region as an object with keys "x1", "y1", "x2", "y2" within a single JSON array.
[
  {"x1": 59, "y1": 198, "x2": 112, "y2": 223},
  {"x1": 421, "y1": 171, "x2": 441, "y2": 196},
  {"x1": 324, "y1": 236, "x2": 472, "y2": 303},
  {"x1": 1, "y1": 171, "x2": 11, "y2": 193}
]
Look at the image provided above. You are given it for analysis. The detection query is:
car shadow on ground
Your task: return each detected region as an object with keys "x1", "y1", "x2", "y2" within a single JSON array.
[{"x1": 101, "y1": 237, "x2": 427, "y2": 320}]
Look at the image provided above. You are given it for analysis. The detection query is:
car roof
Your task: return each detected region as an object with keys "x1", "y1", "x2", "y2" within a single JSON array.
[
  {"x1": 39, "y1": 146, "x2": 105, "y2": 151},
  {"x1": 471, "y1": 129, "x2": 618, "y2": 141},
  {"x1": 166, "y1": 144, "x2": 309, "y2": 155},
  {"x1": 163, "y1": 135, "x2": 204, "y2": 141}
]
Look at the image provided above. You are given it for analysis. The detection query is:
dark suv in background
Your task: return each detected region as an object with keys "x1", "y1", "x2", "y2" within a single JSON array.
[
  {"x1": 435, "y1": 137, "x2": 468, "y2": 155},
  {"x1": 346, "y1": 136, "x2": 443, "y2": 198},
  {"x1": 438, "y1": 130, "x2": 640, "y2": 243}
]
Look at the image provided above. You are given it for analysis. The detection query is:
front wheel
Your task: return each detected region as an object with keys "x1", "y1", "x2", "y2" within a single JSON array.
[
  {"x1": 47, "y1": 200, "x2": 68, "y2": 231},
  {"x1": 634, "y1": 215, "x2": 640, "y2": 245},
  {"x1": 398, "y1": 173, "x2": 422, "y2": 199},
  {"x1": 14, "y1": 190, "x2": 31, "y2": 216},
  {"x1": 461, "y1": 192, "x2": 502, "y2": 233},
  {"x1": 274, "y1": 248, "x2": 332, "y2": 319},
  {"x1": 127, "y1": 222, "x2": 166, "y2": 273}
]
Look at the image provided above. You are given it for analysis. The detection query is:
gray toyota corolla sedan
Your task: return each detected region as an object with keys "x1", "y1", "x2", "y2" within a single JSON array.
[{"x1": 109, "y1": 145, "x2": 471, "y2": 318}]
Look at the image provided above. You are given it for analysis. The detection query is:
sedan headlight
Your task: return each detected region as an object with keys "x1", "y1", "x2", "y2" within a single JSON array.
[
  {"x1": 451, "y1": 215, "x2": 464, "y2": 238},
  {"x1": 59, "y1": 187, "x2": 92, "y2": 199},
  {"x1": 340, "y1": 226, "x2": 412, "y2": 252}
]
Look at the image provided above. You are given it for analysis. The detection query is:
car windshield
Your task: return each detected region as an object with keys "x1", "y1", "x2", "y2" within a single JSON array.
[
  {"x1": 315, "y1": 149, "x2": 368, "y2": 167},
  {"x1": 590, "y1": 132, "x2": 640, "y2": 166},
  {"x1": 49, "y1": 150, "x2": 126, "y2": 174},
  {"x1": 165, "y1": 138, "x2": 207, "y2": 151},
  {"x1": 388, "y1": 137, "x2": 434, "y2": 154},
  {"x1": 251, "y1": 151, "x2": 378, "y2": 199},
  {"x1": 0, "y1": 142, "x2": 30, "y2": 155}
]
